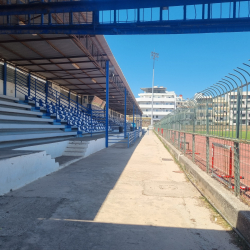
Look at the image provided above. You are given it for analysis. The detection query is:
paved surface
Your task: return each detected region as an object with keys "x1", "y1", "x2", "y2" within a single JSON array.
[{"x1": 0, "y1": 132, "x2": 240, "y2": 250}]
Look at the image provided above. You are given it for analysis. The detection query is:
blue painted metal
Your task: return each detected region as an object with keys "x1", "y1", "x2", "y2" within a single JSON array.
[
  {"x1": 76, "y1": 95, "x2": 79, "y2": 112},
  {"x1": 14, "y1": 67, "x2": 16, "y2": 98},
  {"x1": 1, "y1": 19, "x2": 250, "y2": 34},
  {"x1": 105, "y1": 60, "x2": 109, "y2": 148},
  {"x1": 0, "y1": 0, "x2": 250, "y2": 35},
  {"x1": 3, "y1": 62, "x2": 7, "y2": 95},
  {"x1": 0, "y1": 0, "x2": 246, "y2": 15},
  {"x1": 124, "y1": 88, "x2": 127, "y2": 139},
  {"x1": 133, "y1": 104, "x2": 135, "y2": 131},
  {"x1": 87, "y1": 104, "x2": 93, "y2": 137},
  {"x1": 68, "y1": 90, "x2": 71, "y2": 108},
  {"x1": 27, "y1": 73, "x2": 31, "y2": 96},
  {"x1": 45, "y1": 81, "x2": 48, "y2": 103}
]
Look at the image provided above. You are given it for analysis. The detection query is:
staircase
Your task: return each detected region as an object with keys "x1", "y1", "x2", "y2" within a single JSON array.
[
  {"x1": 0, "y1": 94, "x2": 77, "y2": 148},
  {"x1": 62, "y1": 140, "x2": 89, "y2": 157}
]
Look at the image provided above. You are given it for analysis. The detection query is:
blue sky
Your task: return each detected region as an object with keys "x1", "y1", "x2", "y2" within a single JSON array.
[{"x1": 105, "y1": 32, "x2": 250, "y2": 99}]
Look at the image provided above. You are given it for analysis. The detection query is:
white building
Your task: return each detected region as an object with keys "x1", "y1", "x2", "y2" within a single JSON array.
[{"x1": 136, "y1": 86, "x2": 178, "y2": 121}]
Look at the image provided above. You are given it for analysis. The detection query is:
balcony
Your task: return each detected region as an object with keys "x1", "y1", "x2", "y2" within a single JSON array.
[
  {"x1": 139, "y1": 104, "x2": 175, "y2": 109},
  {"x1": 136, "y1": 98, "x2": 176, "y2": 102}
]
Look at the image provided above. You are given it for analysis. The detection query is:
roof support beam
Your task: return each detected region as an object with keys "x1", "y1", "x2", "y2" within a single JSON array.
[
  {"x1": 8, "y1": 55, "x2": 92, "y2": 62},
  {"x1": 49, "y1": 76, "x2": 113, "y2": 80},
  {"x1": 30, "y1": 68, "x2": 99, "y2": 72},
  {"x1": 0, "y1": 37, "x2": 73, "y2": 44},
  {"x1": 17, "y1": 60, "x2": 104, "y2": 67}
]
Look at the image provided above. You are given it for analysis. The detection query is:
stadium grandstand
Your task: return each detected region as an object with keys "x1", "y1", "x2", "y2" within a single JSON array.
[{"x1": 0, "y1": 33, "x2": 142, "y2": 195}]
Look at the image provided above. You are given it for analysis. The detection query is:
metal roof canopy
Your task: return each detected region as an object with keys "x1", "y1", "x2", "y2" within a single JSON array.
[{"x1": 0, "y1": 33, "x2": 142, "y2": 115}]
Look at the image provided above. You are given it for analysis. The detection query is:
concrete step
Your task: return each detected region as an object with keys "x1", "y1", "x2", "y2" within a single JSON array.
[
  {"x1": 0, "y1": 100, "x2": 32, "y2": 110},
  {"x1": 0, "y1": 124, "x2": 65, "y2": 129},
  {"x1": 64, "y1": 148, "x2": 87, "y2": 152},
  {"x1": 0, "y1": 94, "x2": 19, "y2": 103},
  {"x1": 68, "y1": 141, "x2": 89, "y2": 145},
  {"x1": 62, "y1": 152, "x2": 86, "y2": 157},
  {"x1": 0, "y1": 131, "x2": 77, "y2": 143},
  {"x1": 0, "y1": 107, "x2": 43, "y2": 116},
  {"x1": 0, "y1": 115, "x2": 54, "y2": 123},
  {"x1": 67, "y1": 144, "x2": 88, "y2": 148}
]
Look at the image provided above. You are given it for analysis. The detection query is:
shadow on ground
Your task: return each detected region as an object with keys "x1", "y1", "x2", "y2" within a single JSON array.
[{"x1": 0, "y1": 132, "x2": 247, "y2": 250}]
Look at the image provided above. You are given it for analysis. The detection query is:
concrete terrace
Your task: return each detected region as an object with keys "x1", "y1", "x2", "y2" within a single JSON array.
[{"x1": 0, "y1": 132, "x2": 240, "y2": 250}]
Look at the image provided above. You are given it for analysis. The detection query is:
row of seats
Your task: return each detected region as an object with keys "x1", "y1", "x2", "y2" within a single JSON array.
[{"x1": 26, "y1": 96, "x2": 129, "y2": 134}]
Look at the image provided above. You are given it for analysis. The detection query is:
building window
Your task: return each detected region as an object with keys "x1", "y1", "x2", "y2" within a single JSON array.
[{"x1": 156, "y1": 116, "x2": 158, "y2": 118}]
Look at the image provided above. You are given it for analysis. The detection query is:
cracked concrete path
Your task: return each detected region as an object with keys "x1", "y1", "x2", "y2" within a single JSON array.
[{"x1": 0, "y1": 132, "x2": 241, "y2": 250}]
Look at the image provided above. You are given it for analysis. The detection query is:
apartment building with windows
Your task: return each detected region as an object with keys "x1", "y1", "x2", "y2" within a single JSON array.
[{"x1": 136, "y1": 86, "x2": 177, "y2": 121}]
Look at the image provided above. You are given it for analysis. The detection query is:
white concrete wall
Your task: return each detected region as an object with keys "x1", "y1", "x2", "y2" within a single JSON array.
[
  {"x1": 0, "y1": 151, "x2": 59, "y2": 195},
  {"x1": 84, "y1": 134, "x2": 124, "y2": 158},
  {"x1": 0, "y1": 80, "x2": 19, "y2": 98},
  {"x1": 6, "y1": 81, "x2": 15, "y2": 98},
  {"x1": 15, "y1": 141, "x2": 69, "y2": 159}
]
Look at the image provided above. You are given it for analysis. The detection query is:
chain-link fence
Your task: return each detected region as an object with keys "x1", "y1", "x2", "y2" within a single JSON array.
[{"x1": 154, "y1": 61, "x2": 250, "y2": 205}]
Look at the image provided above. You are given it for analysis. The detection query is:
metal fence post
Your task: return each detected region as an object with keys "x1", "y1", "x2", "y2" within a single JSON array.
[
  {"x1": 192, "y1": 134, "x2": 195, "y2": 162},
  {"x1": 178, "y1": 131, "x2": 180, "y2": 150},
  {"x1": 234, "y1": 88, "x2": 241, "y2": 197},
  {"x1": 192, "y1": 108, "x2": 196, "y2": 162},
  {"x1": 206, "y1": 101, "x2": 210, "y2": 174},
  {"x1": 178, "y1": 116, "x2": 180, "y2": 150},
  {"x1": 183, "y1": 132, "x2": 186, "y2": 155},
  {"x1": 206, "y1": 137, "x2": 209, "y2": 173}
]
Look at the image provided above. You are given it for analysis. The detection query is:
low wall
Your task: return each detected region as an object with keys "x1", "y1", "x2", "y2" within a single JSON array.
[
  {"x1": 0, "y1": 151, "x2": 59, "y2": 195},
  {"x1": 156, "y1": 133, "x2": 250, "y2": 245},
  {"x1": 15, "y1": 141, "x2": 69, "y2": 159},
  {"x1": 85, "y1": 134, "x2": 124, "y2": 157}
]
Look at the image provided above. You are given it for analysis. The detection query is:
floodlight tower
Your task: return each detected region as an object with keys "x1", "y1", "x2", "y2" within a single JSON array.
[{"x1": 150, "y1": 51, "x2": 159, "y2": 127}]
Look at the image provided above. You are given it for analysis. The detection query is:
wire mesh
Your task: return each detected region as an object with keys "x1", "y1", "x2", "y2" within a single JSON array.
[
  {"x1": 194, "y1": 135, "x2": 207, "y2": 171},
  {"x1": 239, "y1": 142, "x2": 250, "y2": 203}
]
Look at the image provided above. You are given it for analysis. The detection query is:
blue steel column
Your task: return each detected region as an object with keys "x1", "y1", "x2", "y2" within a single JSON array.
[
  {"x1": 14, "y1": 68, "x2": 17, "y2": 98},
  {"x1": 3, "y1": 62, "x2": 7, "y2": 95},
  {"x1": 90, "y1": 105, "x2": 93, "y2": 137},
  {"x1": 68, "y1": 90, "x2": 71, "y2": 108},
  {"x1": 27, "y1": 73, "x2": 31, "y2": 96},
  {"x1": 76, "y1": 95, "x2": 79, "y2": 111},
  {"x1": 124, "y1": 88, "x2": 127, "y2": 139},
  {"x1": 105, "y1": 61, "x2": 109, "y2": 148},
  {"x1": 45, "y1": 81, "x2": 48, "y2": 104},
  {"x1": 133, "y1": 104, "x2": 135, "y2": 131}
]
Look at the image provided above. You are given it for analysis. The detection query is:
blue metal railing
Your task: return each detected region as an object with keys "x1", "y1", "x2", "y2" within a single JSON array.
[
  {"x1": 127, "y1": 129, "x2": 140, "y2": 148},
  {"x1": 14, "y1": 67, "x2": 130, "y2": 136}
]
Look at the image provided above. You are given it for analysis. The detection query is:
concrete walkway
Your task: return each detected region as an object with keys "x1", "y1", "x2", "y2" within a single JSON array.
[{"x1": 0, "y1": 132, "x2": 241, "y2": 250}]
